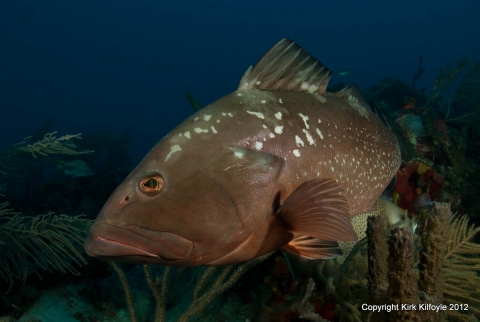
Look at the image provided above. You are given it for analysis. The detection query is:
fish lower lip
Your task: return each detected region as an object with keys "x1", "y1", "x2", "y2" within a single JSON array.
[
  {"x1": 85, "y1": 223, "x2": 193, "y2": 260},
  {"x1": 87, "y1": 235, "x2": 162, "y2": 258}
]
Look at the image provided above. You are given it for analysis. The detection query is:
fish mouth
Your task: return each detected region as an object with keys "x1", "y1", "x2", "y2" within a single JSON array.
[{"x1": 85, "y1": 222, "x2": 193, "y2": 262}]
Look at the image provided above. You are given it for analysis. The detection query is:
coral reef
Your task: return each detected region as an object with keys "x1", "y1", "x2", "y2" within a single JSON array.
[
  {"x1": 322, "y1": 202, "x2": 480, "y2": 322},
  {"x1": 394, "y1": 159, "x2": 444, "y2": 214},
  {"x1": 320, "y1": 198, "x2": 415, "y2": 274},
  {"x1": 362, "y1": 78, "x2": 427, "y2": 115},
  {"x1": 395, "y1": 114, "x2": 426, "y2": 146},
  {"x1": 363, "y1": 58, "x2": 480, "y2": 216}
]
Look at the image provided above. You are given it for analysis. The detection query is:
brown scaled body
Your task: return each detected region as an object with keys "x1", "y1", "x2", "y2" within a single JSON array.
[{"x1": 85, "y1": 39, "x2": 401, "y2": 266}]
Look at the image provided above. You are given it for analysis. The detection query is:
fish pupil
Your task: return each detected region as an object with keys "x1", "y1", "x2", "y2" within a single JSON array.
[
  {"x1": 144, "y1": 179, "x2": 158, "y2": 189},
  {"x1": 139, "y1": 175, "x2": 164, "y2": 194}
]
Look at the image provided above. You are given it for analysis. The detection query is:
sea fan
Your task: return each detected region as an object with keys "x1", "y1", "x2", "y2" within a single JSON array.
[
  {"x1": 451, "y1": 62, "x2": 480, "y2": 138},
  {"x1": 442, "y1": 215, "x2": 480, "y2": 321},
  {"x1": 0, "y1": 201, "x2": 92, "y2": 291},
  {"x1": 0, "y1": 131, "x2": 92, "y2": 178},
  {"x1": 0, "y1": 131, "x2": 94, "y2": 291}
]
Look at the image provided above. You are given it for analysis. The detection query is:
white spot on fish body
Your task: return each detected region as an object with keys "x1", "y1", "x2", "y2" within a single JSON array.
[
  {"x1": 216, "y1": 120, "x2": 220, "y2": 123},
  {"x1": 194, "y1": 117, "x2": 199, "y2": 121},
  {"x1": 228, "y1": 113, "x2": 233, "y2": 117},
  {"x1": 246, "y1": 111, "x2": 265, "y2": 119},
  {"x1": 316, "y1": 128, "x2": 324, "y2": 139},
  {"x1": 204, "y1": 114, "x2": 212, "y2": 121},
  {"x1": 279, "y1": 98, "x2": 283, "y2": 104},
  {"x1": 184, "y1": 131, "x2": 191, "y2": 138},
  {"x1": 234, "y1": 151, "x2": 244, "y2": 158},
  {"x1": 211, "y1": 126, "x2": 218, "y2": 134},
  {"x1": 275, "y1": 126, "x2": 283, "y2": 134},
  {"x1": 255, "y1": 80, "x2": 261, "y2": 85},
  {"x1": 194, "y1": 128, "x2": 208, "y2": 133},
  {"x1": 261, "y1": 100, "x2": 266, "y2": 104},
  {"x1": 262, "y1": 124, "x2": 268, "y2": 129},
  {"x1": 293, "y1": 149, "x2": 301, "y2": 157},
  {"x1": 295, "y1": 135, "x2": 305, "y2": 147},
  {"x1": 318, "y1": 118, "x2": 322, "y2": 123},
  {"x1": 165, "y1": 145, "x2": 182, "y2": 161},
  {"x1": 275, "y1": 112, "x2": 282, "y2": 120},
  {"x1": 237, "y1": 93, "x2": 242, "y2": 96},
  {"x1": 298, "y1": 113, "x2": 310, "y2": 129},
  {"x1": 255, "y1": 142, "x2": 263, "y2": 150},
  {"x1": 222, "y1": 112, "x2": 227, "y2": 116},
  {"x1": 269, "y1": 133, "x2": 275, "y2": 138},
  {"x1": 303, "y1": 129, "x2": 315, "y2": 145}
]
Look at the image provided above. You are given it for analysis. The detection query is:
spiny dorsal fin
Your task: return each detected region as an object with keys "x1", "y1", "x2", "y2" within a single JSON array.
[
  {"x1": 332, "y1": 84, "x2": 370, "y2": 118},
  {"x1": 238, "y1": 38, "x2": 332, "y2": 94}
]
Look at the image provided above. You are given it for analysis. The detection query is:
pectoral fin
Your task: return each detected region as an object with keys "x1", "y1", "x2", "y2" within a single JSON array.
[
  {"x1": 277, "y1": 178, "x2": 357, "y2": 243},
  {"x1": 281, "y1": 235, "x2": 341, "y2": 259}
]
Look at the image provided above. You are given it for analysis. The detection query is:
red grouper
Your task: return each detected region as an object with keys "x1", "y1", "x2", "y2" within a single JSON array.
[{"x1": 85, "y1": 39, "x2": 401, "y2": 266}]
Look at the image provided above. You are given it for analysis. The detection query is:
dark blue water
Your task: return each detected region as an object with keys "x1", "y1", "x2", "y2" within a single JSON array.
[{"x1": 1, "y1": 0, "x2": 479, "y2": 164}]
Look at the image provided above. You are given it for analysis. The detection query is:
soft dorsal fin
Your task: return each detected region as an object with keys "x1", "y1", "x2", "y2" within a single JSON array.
[
  {"x1": 332, "y1": 84, "x2": 371, "y2": 118},
  {"x1": 238, "y1": 38, "x2": 332, "y2": 94}
]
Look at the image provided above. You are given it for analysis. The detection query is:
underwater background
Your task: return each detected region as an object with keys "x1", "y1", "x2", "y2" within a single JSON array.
[{"x1": 1, "y1": 1, "x2": 480, "y2": 321}]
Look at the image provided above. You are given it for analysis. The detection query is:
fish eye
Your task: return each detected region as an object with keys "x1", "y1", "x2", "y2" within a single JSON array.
[{"x1": 139, "y1": 175, "x2": 164, "y2": 194}]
